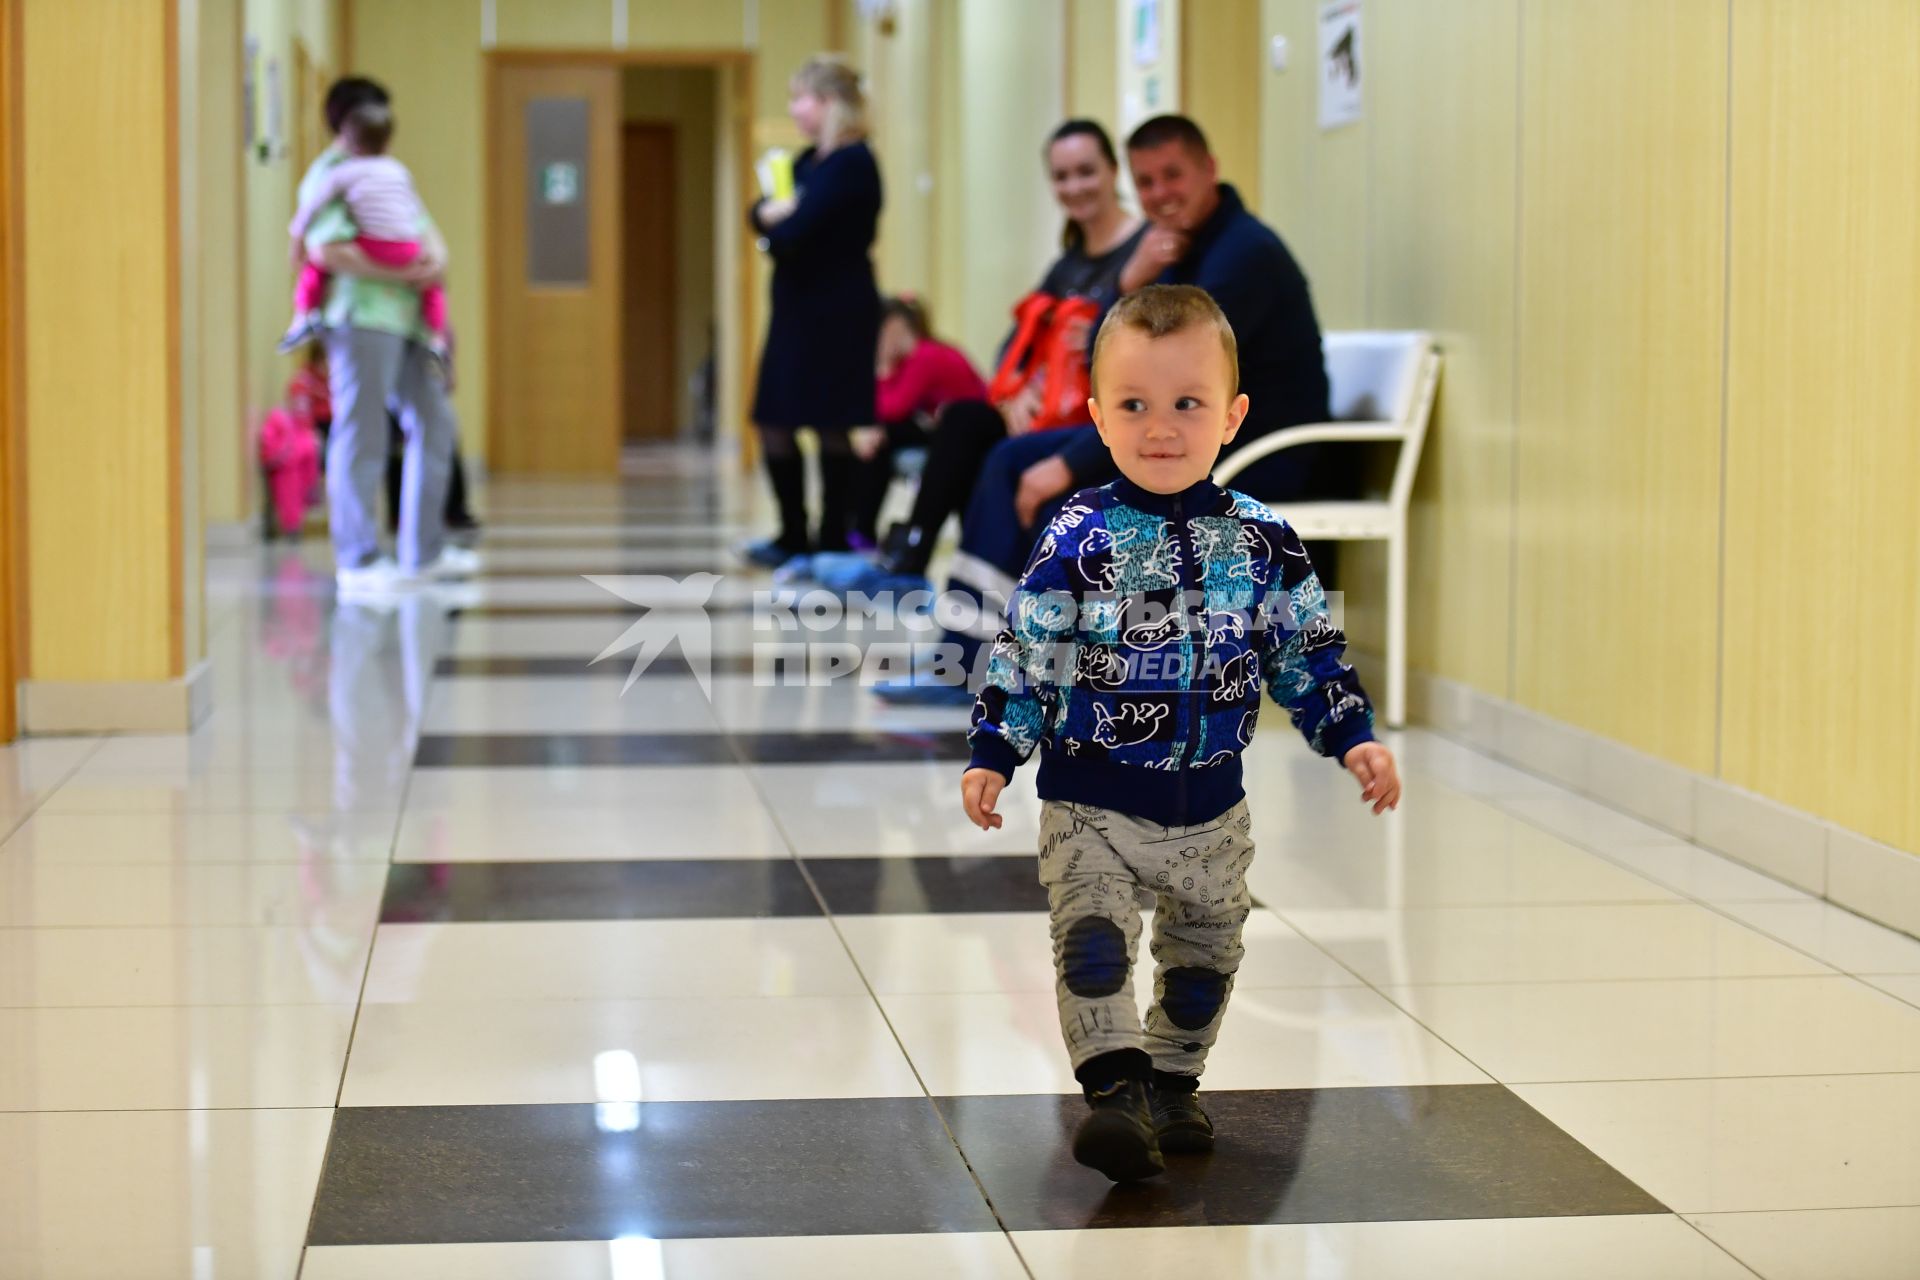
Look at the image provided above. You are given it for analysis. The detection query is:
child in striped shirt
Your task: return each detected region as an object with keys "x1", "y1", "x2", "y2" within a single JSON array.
[{"x1": 281, "y1": 102, "x2": 448, "y2": 364}]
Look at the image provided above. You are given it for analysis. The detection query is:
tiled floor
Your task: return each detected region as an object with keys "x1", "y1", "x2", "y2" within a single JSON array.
[{"x1": 6, "y1": 449, "x2": 1920, "y2": 1278}]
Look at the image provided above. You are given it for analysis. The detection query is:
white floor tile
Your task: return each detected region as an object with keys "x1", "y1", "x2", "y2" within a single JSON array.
[
  {"x1": 1714, "y1": 899, "x2": 1920, "y2": 975},
  {"x1": 1585, "y1": 838, "x2": 1814, "y2": 904},
  {"x1": 341, "y1": 994, "x2": 922, "y2": 1106},
  {"x1": 0, "y1": 810, "x2": 397, "y2": 865},
  {"x1": 834, "y1": 911, "x2": 1366, "y2": 996},
  {"x1": 1512, "y1": 1073, "x2": 1920, "y2": 1213},
  {"x1": 881, "y1": 986, "x2": 1490, "y2": 1096},
  {"x1": 1686, "y1": 1206, "x2": 1920, "y2": 1280},
  {"x1": 0, "y1": 860, "x2": 387, "y2": 929},
  {"x1": 404, "y1": 763, "x2": 754, "y2": 809},
  {"x1": 476, "y1": 546, "x2": 753, "y2": 572},
  {"x1": 1498, "y1": 788, "x2": 1685, "y2": 849},
  {"x1": 755, "y1": 762, "x2": 1042, "y2": 856},
  {"x1": 362, "y1": 919, "x2": 867, "y2": 1003},
  {"x1": 0, "y1": 925, "x2": 374, "y2": 1007},
  {"x1": 0, "y1": 1107, "x2": 332, "y2": 1280},
  {"x1": 1248, "y1": 800, "x2": 1681, "y2": 910},
  {"x1": 1280, "y1": 902, "x2": 1834, "y2": 986},
  {"x1": 302, "y1": 1233, "x2": 1030, "y2": 1280},
  {"x1": 1863, "y1": 973, "x2": 1920, "y2": 1009},
  {"x1": 81, "y1": 731, "x2": 372, "y2": 776},
  {"x1": 1383, "y1": 975, "x2": 1920, "y2": 1083},
  {"x1": 0, "y1": 1004, "x2": 354, "y2": 1110},
  {"x1": 707, "y1": 678, "x2": 975, "y2": 734},
  {"x1": 1390, "y1": 728, "x2": 1564, "y2": 801},
  {"x1": 393, "y1": 801, "x2": 792, "y2": 862},
  {"x1": 1012, "y1": 1218, "x2": 1757, "y2": 1279},
  {"x1": 421, "y1": 676, "x2": 722, "y2": 734},
  {"x1": 38, "y1": 769, "x2": 404, "y2": 816}
]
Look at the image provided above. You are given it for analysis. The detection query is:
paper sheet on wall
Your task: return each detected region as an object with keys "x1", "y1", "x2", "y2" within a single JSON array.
[{"x1": 1318, "y1": 0, "x2": 1363, "y2": 130}]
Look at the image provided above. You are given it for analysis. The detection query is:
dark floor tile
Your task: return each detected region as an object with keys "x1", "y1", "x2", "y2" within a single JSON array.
[
  {"x1": 412, "y1": 733, "x2": 739, "y2": 767},
  {"x1": 938, "y1": 1085, "x2": 1667, "y2": 1232},
  {"x1": 805, "y1": 855, "x2": 1048, "y2": 914},
  {"x1": 474, "y1": 564, "x2": 755, "y2": 580},
  {"x1": 413, "y1": 731, "x2": 971, "y2": 768},
  {"x1": 308, "y1": 1099, "x2": 998, "y2": 1245},
  {"x1": 737, "y1": 731, "x2": 971, "y2": 765},
  {"x1": 381, "y1": 859, "x2": 821, "y2": 923},
  {"x1": 446, "y1": 602, "x2": 756, "y2": 619},
  {"x1": 434, "y1": 654, "x2": 762, "y2": 678},
  {"x1": 480, "y1": 532, "x2": 744, "y2": 549}
]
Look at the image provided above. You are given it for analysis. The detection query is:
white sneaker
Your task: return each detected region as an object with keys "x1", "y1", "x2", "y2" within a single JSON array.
[
  {"x1": 422, "y1": 545, "x2": 482, "y2": 580},
  {"x1": 335, "y1": 557, "x2": 418, "y2": 598}
]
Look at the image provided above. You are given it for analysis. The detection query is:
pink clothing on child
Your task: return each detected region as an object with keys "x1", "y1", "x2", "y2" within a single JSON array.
[
  {"x1": 877, "y1": 338, "x2": 989, "y2": 424},
  {"x1": 289, "y1": 155, "x2": 423, "y2": 243},
  {"x1": 294, "y1": 236, "x2": 447, "y2": 335},
  {"x1": 289, "y1": 154, "x2": 446, "y2": 339},
  {"x1": 258, "y1": 407, "x2": 320, "y2": 536}
]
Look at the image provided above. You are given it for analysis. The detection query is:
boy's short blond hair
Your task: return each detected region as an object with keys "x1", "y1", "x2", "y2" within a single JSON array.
[{"x1": 1090, "y1": 284, "x2": 1239, "y2": 398}]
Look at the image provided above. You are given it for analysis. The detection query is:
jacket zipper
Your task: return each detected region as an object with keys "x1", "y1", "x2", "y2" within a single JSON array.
[{"x1": 1168, "y1": 495, "x2": 1205, "y2": 823}]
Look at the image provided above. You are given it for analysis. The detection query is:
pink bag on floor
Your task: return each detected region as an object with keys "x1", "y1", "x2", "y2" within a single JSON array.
[{"x1": 259, "y1": 407, "x2": 320, "y2": 536}]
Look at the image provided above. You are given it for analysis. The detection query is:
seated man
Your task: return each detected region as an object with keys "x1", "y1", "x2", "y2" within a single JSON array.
[{"x1": 879, "y1": 114, "x2": 1333, "y2": 704}]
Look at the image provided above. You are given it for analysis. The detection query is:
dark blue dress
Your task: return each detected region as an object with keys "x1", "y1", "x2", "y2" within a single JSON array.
[{"x1": 750, "y1": 141, "x2": 883, "y2": 429}]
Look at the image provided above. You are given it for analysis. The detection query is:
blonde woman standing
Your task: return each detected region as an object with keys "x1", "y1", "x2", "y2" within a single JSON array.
[{"x1": 745, "y1": 56, "x2": 884, "y2": 566}]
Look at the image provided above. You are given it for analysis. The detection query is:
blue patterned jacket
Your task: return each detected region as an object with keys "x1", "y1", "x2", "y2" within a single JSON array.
[{"x1": 967, "y1": 475, "x2": 1375, "y2": 827}]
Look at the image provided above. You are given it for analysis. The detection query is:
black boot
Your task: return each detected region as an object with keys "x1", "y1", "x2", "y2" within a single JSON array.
[
  {"x1": 761, "y1": 447, "x2": 811, "y2": 559},
  {"x1": 814, "y1": 441, "x2": 856, "y2": 553},
  {"x1": 1072, "y1": 1050, "x2": 1163, "y2": 1182},
  {"x1": 1150, "y1": 1070, "x2": 1214, "y2": 1154}
]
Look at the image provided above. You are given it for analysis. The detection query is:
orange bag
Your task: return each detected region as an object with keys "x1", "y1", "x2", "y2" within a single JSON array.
[{"x1": 987, "y1": 292, "x2": 1102, "y2": 432}]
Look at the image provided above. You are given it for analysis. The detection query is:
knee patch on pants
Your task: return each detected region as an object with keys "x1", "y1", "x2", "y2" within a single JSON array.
[
  {"x1": 1060, "y1": 916, "x2": 1128, "y2": 998},
  {"x1": 1161, "y1": 967, "x2": 1231, "y2": 1030}
]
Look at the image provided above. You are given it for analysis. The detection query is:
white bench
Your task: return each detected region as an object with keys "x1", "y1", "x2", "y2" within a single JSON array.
[{"x1": 1213, "y1": 331, "x2": 1441, "y2": 728}]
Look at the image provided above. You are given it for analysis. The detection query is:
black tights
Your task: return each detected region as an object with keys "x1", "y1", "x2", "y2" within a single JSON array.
[{"x1": 758, "y1": 424, "x2": 856, "y2": 554}]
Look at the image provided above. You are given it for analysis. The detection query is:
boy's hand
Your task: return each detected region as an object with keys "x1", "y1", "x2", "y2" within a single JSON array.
[
  {"x1": 961, "y1": 768, "x2": 1006, "y2": 830},
  {"x1": 1342, "y1": 742, "x2": 1401, "y2": 814}
]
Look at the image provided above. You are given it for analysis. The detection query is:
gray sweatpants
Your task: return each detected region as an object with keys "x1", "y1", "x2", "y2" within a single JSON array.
[
  {"x1": 1039, "y1": 798, "x2": 1255, "y2": 1079},
  {"x1": 324, "y1": 327, "x2": 456, "y2": 572}
]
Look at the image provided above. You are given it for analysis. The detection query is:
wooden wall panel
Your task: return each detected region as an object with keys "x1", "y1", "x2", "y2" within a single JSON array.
[
  {"x1": 1722, "y1": 0, "x2": 1920, "y2": 851},
  {"x1": 627, "y1": 0, "x2": 748, "y2": 50},
  {"x1": 1361, "y1": 0, "x2": 1517, "y2": 695},
  {"x1": 1257, "y1": 0, "x2": 1365, "y2": 329},
  {"x1": 1181, "y1": 0, "x2": 1261, "y2": 207},
  {"x1": 1510, "y1": 0, "x2": 1726, "y2": 773},
  {"x1": 1065, "y1": 0, "x2": 1116, "y2": 124},
  {"x1": 22, "y1": 0, "x2": 179, "y2": 681},
  {"x1": 495, "y1": 0, "x2": 613, "y2": 48},
  {"x1": 350, "y1": 0, "x2": 488, "y2": 454}
]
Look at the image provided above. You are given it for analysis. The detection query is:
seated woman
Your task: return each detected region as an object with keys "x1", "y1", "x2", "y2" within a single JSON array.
[
  {"x1": 847, "y1": 294, "x2": 989, "y2": 552},
  {"x1": 833, "y1": 119, "x2": 1144, "y2": 598}
]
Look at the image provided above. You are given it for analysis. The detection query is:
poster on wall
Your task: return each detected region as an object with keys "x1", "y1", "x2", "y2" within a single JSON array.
[
  {"x1": 242, "y1": 36, "x2": 258, "y2": 150},
  {"x1": 1318, "y1": 0, "x2": 1363, "y2": 130},
  {"x1": 1132, "y1": 0, "x2": 1161, "y2": 68},
  {"x1": 265, "y1": 58, "x2": 285, "y2": 158}
]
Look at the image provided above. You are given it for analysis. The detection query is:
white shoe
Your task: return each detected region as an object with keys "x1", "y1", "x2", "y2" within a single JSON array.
[
  {"x1": 422, "y1": 545, "x2": 482, "y2": 580},
  {"x1": 335, "y1": 557, "x2": 418, "y2": 598}
]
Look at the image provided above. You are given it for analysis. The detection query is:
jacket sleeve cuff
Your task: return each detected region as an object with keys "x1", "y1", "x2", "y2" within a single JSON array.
[
  {"x1": 1323, "y1": 717, "x2": 1377, "y2": 764},
  {"x1": 967, "y1": 734, "x2": 1025, "y2": 780}
]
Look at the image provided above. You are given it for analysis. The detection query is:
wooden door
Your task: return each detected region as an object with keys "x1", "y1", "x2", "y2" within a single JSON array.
[
  {"x1": 0, "y1": 0, "x2": 16, "y2": 741},
  {"x1": 621, "y1": 122, "x2": 677, "y2": 441},
  {"x1": 488, "y1": 63, "x2": 622, "y2": 474}
]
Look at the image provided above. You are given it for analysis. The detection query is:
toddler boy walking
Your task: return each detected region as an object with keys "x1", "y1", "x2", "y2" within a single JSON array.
[{"x1": 961, "y1": 285, "x2": 1401, "y2": 1182}]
